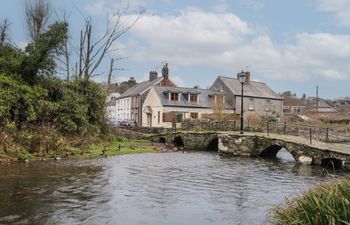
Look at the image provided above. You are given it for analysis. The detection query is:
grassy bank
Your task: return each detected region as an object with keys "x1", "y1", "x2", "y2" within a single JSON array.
[
  {"x1": 65, "y1": 138, "x2": 156, "y2": 159},
  {"x1": 270, "y1": 177, "x2": 350, "y2": 225},
  {"x1": 0, "y1": 136, "x2": 155, "y2": 164}
]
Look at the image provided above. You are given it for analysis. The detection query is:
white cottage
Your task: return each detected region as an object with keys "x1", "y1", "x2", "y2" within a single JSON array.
[{"x1": 142, "y1": 86, "x2": 233, "y2": 128}]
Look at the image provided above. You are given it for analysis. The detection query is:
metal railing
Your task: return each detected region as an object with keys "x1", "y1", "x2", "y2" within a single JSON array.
[
  {"x1": 120, "y1": 120, "x2": 350, "y2": 143},
  {"x1": 180, "y1": 120, "x2": 350, "y2": 143}
]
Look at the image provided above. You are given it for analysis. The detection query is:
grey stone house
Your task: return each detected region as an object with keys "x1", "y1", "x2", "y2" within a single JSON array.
[{"x1": 210, "y1": 72, "x2": 283, "y2": 118}]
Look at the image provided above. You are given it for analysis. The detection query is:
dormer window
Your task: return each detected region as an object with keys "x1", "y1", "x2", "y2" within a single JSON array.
[
  {"x1": 170, "y1": 93, "x2": 179, "y2": 101},
  {"x1": 190, "y1": 94, "x2": 198, "y2": 103}
]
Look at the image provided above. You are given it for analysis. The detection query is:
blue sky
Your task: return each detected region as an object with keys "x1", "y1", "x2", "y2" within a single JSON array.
[{"x1": 1, "y1": 0, "x2": 350, "y2": 99}]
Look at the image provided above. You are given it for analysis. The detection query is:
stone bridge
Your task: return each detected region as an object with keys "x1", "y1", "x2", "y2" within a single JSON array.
[{"x1": 150, "y1": 132, "x2": 350, "y2": 169}]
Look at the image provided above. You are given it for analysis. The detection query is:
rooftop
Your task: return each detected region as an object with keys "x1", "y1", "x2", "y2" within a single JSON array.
[
  {"x1": 117, "y1": 77, "x2": 163, "y2": 99},
  {"x1": 216, "y1": 76, "x2": 283, "y2": 100},
  {"x1": 153, "y1": 86, "x2": 233, "y2": 109}
]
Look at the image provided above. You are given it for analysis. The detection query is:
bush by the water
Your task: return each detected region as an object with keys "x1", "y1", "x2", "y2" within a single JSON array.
[
  {"x1": 270, "y1": 177, "x2": 350, "y2": 225},
  {"x1": 0, "y1": 20, "x2": 109, "y2": 159},
  {"x1": 0, "y1": 74, "x2": 108, "y2": 156}
]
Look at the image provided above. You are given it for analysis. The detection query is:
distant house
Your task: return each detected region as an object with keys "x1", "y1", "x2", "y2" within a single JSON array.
[
  {"x1": 283, "y1": 96, "x2": 307, "y2": 115},
  {"x1": 115, "y1": 63, "x2": 176, "y2": 125},
  {"x1": 307, "y1": 97, "x2": 337, "y2": 114},
  {"x1": 210, "y1": 72, "x2": 283, "y2": 118},
  {"x1": 105, "y1": 92, "x2": 120, "y2": 122},
  {"x1": 142, "y1": 86, "x2": 232, "y2": 127}
]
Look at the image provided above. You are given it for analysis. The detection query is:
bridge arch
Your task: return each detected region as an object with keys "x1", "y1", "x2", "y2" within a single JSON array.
[
  {"x1": 321, "y1": 158, "x2": 344, "y2": 169},
  {"x1": 259, "y1": 144, "x2": 283, "y2": 158},
  {"x1": 258, "y1": 142, "x2": 299, "y2": 162},
  {"x1": 159, "y1": 137, "x2": 166, "y2": 143},
  {"x1": 206, "y1": 138, "x2": 219, "y2": 151},
  {"x1": 173, "y1": 136, "x2": 184, "y2": 148}
]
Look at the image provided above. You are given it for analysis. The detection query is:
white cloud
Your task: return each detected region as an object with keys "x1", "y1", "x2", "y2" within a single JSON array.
[
  {"x1": 316, "y1": 0, "x2": 350, "y2": 26},
  {"x1": 117, "y1": 8, "x2": 350, "y2": 83},
  {"x1": 120, "y1": 8, "x2": 251, "y2": 63}
]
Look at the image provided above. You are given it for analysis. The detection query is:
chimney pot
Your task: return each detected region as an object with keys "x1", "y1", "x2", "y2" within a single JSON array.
[
  {"x1": 162, "y1": 62, "x2": 169, "y2": 80},
  {"x1": 149, "y1": 71, "x2": 158, "y2": 81}
]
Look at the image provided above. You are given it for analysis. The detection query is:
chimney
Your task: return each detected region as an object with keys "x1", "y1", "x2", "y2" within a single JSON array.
[
  {"x1": 149, "y1": 71, "x2": 158, "y2": 81},
  {"x1": 162, "y1": 63, "x2": 169, "y2": 80},
  {"x1": 245, "y1": 71, "x2": 250, "y2": 84}
]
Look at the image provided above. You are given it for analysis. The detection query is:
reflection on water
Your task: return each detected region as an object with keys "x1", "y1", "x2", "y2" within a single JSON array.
[{"x1": 0, "y1": 152, "x2": 345, "y2": 225}]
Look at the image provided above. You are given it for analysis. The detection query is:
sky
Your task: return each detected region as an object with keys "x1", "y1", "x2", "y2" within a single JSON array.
[{"x1": 1, "y1": 0, "x2": 350, "y2": 99}]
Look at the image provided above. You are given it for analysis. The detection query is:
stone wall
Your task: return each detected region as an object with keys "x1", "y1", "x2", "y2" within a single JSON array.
[{"x1": 151, "y1": 132, "x2": 350, "y2": 168}]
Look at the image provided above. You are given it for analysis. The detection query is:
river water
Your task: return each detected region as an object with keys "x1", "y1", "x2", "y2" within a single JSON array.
[{"x1": 0, "y1": 150, "x2": 345, "y2": 225}]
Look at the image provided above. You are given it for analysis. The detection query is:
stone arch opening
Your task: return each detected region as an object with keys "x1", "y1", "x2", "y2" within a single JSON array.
[
  {"x1": 159, "y1": 137, "x2": 166, "y2": 143},
  {"x1": 260, "y1": 144, "x2": 283, "y2": 158},
  {"x1": 321, "y1": 158, "x2": 343, "y2": 169},
  {"x1": 173, "y1": 136, "x2": 184, "y2": 148},
  {"x1": 206, "y1": 138, "x2": 219, "y2": 151}
]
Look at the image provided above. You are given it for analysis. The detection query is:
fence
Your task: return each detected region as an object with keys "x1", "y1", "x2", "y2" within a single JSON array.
[
  {"x1": 180, "y1": 120, "x2": 350, "y2": 143},
  {"x1": 121, "y1": 120, "x2": 350, "y2": 143}
]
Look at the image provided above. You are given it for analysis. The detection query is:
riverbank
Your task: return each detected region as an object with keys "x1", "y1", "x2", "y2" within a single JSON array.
[
  {"x1": 269, "y1": 176, "x2": 350, "y2": 224},
  {"x1": 0, "y1": 137, "x2": 156, "y2": 166}
]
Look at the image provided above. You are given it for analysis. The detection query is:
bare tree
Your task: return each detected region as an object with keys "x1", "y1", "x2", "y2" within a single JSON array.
[
  {"x1": 54, "y1": 11, "x2": 72, "y2": 81},
  {"x1": 210, "y1": 94, "x2": 226, "y2": 121},
  {"x1": 0, "y1": 18, "x2": 10, "y2": 45},
  {"x1": 77, "y1": 5, "x2": 144, "y2": 80},
  {"x1": 106, "y1": 57, "x2": 126, "y2": 94},
  {"x1": 107, "y1": 58, "x2": 114, "y2": 93},
  {"x1": 25, "y1": 0, "x2": 51, "y2": 41}
]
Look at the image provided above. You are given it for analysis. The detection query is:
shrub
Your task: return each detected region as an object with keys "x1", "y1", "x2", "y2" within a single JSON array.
[{"x1": 270, "y1": 177, "x2": 350, "y2": 225}]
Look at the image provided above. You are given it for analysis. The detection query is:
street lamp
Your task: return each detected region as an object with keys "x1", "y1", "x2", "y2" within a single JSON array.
[{"x1": 237, "y1": 70, "x2": 247, "y2": 134}]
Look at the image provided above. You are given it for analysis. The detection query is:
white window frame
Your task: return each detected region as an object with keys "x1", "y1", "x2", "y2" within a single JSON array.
[{"x1": 248, "y1": 98, "x2": 254, "y2": 111}]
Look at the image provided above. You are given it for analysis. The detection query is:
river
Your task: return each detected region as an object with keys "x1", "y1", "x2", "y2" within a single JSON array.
[{"x1": 0, "y1": 150, "x2": 346, "y2": 225}]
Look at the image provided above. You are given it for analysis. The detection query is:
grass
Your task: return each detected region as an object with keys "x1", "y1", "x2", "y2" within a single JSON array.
[
  {"x1": 64, "y1": 138, "x2": 156, "y2": 159},
  {"x1": 0, "y1": 137, "x2": 156, "y2": 164},
  {"x1": 269, "y1": 177, "x2": 350, "y2": 225}
]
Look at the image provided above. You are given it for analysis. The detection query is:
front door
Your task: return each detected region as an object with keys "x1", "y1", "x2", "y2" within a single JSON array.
[
  {"x1": 147, "y1": 113, "x2": 152, "y2": 127},
  {"x1": 172, "y1": 112, "x2": 176, "y2": 129}
]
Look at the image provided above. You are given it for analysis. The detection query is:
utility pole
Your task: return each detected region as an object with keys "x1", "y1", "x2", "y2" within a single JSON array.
[{"x1": 316, "y1": 86, "x2": 319, "y2": 113}]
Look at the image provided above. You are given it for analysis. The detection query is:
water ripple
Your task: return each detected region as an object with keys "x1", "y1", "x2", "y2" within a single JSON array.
[{"x1": 0, "y1": 151, "x2": 343, "y2": 225}]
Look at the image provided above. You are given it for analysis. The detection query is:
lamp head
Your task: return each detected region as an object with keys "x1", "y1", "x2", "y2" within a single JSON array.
[{"x1": 237, "y1": 70, "x2": 247, "y2": 84}]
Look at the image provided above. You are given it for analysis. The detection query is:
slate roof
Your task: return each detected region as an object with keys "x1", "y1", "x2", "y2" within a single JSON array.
[
  {"x1": 106, "y1": 98, "x2": 116, "y2": 107},
  {"x1": 153, "y1": 86, "x2": 233, "y2": 109},
  {"x1": 217, "y1": 76, "x2": 283, "y2": 100},
  {"x1": 117, "y1": 77, "x2": 163, "y2": 99}
]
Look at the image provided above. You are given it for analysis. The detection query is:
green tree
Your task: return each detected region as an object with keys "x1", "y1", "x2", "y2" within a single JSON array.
[
  {"x1": 0, "y1": 45, "x2": 25, "y2": 75},
  {"x1": 21, "y1": 21, "x2": 68, "y2": 84}
]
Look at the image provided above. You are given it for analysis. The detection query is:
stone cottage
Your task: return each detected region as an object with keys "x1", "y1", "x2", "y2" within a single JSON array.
[{"x1": 210, "y1": 72, "x2": 283, "y2": 119}]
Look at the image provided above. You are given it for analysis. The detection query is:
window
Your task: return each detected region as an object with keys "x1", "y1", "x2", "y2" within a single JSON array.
[
  {"x1": 248, "y1": 98, "x2": 254, "y2": 110},
  {"x1": 158, "y1": 111, "x2": 160, "y2": 124},
  {"x1": 190, "y1": 112, "x2": 198, "y2": 119},
  {"x1": 163, "y1": 112, "x2": 172, "y2": 122},
  {"x1": 265, "y1": 100, "x2": 271, "y2": 111},
  {"x1": 190, "y1": 94, "x2": 198, "y2": 102},
  {"x1": 170, "y1": 93, "x2": 179, "y2": 101}
]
